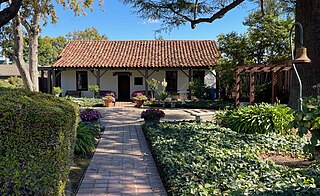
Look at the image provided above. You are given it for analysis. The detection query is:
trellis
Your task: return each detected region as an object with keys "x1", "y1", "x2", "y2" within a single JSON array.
[{"x1": 235, "y1": 64, "x2": 292, "y2": 107}]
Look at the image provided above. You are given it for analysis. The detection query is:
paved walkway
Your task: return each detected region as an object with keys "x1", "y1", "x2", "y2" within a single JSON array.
[
  {"x1": 77, "y1": 103, "x2": 215, "y2": 195},
  {"x1": 77, "y1": 106, "x2": 167, "y2": 196}
]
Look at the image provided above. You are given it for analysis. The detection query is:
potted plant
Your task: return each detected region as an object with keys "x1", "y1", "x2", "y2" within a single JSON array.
[
  {"x1": 89, "y1": 85, "x2": 99, "y2": 98},
  {"x1": 52, "y1": 87, "x2": 63, "y2": 97},
  {"x1": 147, "y1": 78, "x2": 159, "y2": 100},
  {"x1": 133, "y1": 95, "x2": 148, "y2": 107},
  {"x1": 141, "y1": 108, "x2": 165, "y2": 124},
  {"x1": 102, "y1": 95, "x2": 115, "y2": 107}
]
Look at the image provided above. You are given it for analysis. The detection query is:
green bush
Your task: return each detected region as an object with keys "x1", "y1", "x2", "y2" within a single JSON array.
[
  {"x1": 74, "y1": 123, "x2": 95, "y2": 155},
  {"x1": 0, "y1": 87, "x2": 79, "y2": 195},
  {"x1": 0, "y1": 77, "x2": 24, "y2": 89},
  {"x1": 157, "y1": 91, "x2": 170, "y2": 101},
  {"x1": 295, "y1": 96, "x2": 320, "y2": 159},
  {"x1": 218, "y1": 103, "x2": 294, "y2": 134},
  {"x1": 189, "y1": 80, "x2": 209, "y2": 99},
  {"x1": 65, "y1": 97, "x2": 104, "y2": 107}
]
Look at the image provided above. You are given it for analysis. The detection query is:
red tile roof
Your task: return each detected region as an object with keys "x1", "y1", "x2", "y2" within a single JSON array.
[{"x1": 53, "y1": 40, "x2": 220, "y2": 68}]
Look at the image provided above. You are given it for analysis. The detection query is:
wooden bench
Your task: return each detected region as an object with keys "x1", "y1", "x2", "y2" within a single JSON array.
[
  {"x1": 65, "y1": 90, "x2": 81, "y2": 98},
  {"x1": 183, "y1": 109, "x2": 216, "y2": 122}
]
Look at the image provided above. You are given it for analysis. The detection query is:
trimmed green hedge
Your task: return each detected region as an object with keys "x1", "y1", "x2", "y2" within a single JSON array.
[{"x1": 0, "y1": 87, "x2": 79, "y2": 195}]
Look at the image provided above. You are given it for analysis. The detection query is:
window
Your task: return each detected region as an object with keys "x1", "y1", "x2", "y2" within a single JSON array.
[
  {"x1": 166, "y1": 71, "x2": 178, "y2": 92},
  {"x1": 193, "y1": 71, "x2": 205, "y2": 84},
  {"x1": 76, "y1": 71, "x2": 88, "y2": 91},
  {"x1": 134, "y1": 77, "x2": 143, "y2": 85}
]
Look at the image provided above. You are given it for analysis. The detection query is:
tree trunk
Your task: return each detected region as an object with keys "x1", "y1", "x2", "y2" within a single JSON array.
[
  {"x1": 13, "y1": 16, "x2": 34, "y2": 91},
  {"x1": 289, "y1": 0, "x2": 320, "y2": 108},
  {"x1": 27, "y1": 13, "x2": 41, "y2": 92}
]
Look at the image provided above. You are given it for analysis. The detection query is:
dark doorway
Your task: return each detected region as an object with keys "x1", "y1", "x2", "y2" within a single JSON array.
[
  {"x1": 166, "y1": 71, "x2": 178, "y2": 93},
  {"x1": 118, "y1": 75, "x2": 130, "y2": 100}
]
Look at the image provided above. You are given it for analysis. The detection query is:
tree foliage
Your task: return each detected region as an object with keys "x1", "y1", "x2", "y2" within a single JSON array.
[
  {"x1": 124, "y1": 0, "x2": 246, "y2": 31},
  {"x1": 66, "y1": 27, "x2": 108, "y2": 41},
  {"x1": 216, "y1": 9, "x2": 292, "y2": 99},
  {"x1": 8, "y1": 0, "x2": 105, "y2": 91},
  {"x1": 124, "y1": 0, "x2": 295, "y2": 31}
]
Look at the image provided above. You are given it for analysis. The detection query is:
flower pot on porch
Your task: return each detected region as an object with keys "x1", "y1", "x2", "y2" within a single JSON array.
[
  {"x1": 135, "y1": 100, "x2": 144, "y2": 107},
  {"x1": 103, "y1": 99, "x2": 114, "y2": 107}
]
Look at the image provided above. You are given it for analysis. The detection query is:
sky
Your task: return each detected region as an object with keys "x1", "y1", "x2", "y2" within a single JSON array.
[{"x1": 41, "y1": 0, "x2": 257, "y2": 41}]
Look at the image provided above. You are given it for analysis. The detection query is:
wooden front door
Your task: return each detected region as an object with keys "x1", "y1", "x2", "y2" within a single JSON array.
[
  {"x1": 118, "y1": 75, "x2": 130, "y2": 101},
  {"x1": 166, "y1": 71, "x2": 178, "y2": 93}
]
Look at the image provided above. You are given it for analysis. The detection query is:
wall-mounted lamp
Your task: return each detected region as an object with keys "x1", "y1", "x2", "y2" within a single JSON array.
[{"x1": 289, "y1": 22, "x2": 311, "y2": 111}]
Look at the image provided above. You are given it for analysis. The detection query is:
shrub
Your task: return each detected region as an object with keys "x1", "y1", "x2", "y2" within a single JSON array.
[
  {"x1": 141, "y1": 109, "x2": 165, "y2": 120},
  {"x1": 218, "y1": 103, "x2": 294, "y2": 134},
  {"x1": 80, "y1": 109, "x2": 102, "y2": 121},
  {"x1": 189, "y1": 79, "x2": 209, "y2": 99},
  {"x1": 0, "y1": 77, "x2": 24, "y2": 89},
  {"x1": 294, "y1": 96, "x2": 320, "y2": 159},
  {"x1": 89, "y1": 85, "x2": 99, "y2": 93},
  {"x1": 157, "y1": 91, "x2": 170, "y2": 101},
  {"x1": 147, "y1": 78, "x2": 160, "y2": 98},
  {"x1": 0, "y1": 87, "x2": 78, "y2": 195},
  {"x1": 74, "y1": 123, "x2": 95, "y2": 155},
  {"x1": 89, "y1": 85, "x2": 99, "y2": 98},
  {"x1": 52, "y1": 86, "x2": 63, "y2": 95}
]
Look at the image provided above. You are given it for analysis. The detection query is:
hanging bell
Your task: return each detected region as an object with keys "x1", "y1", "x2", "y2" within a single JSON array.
[{"x1": 293, "y1": 47, "x2": 311, "y2": 64}]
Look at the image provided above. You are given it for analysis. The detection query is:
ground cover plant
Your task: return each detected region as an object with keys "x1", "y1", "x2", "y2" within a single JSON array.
[
  {"x1": 143, "y1": 122, "x2": 320, "y2": 195},
  {"x1": 294, "y1": 96, "x2": 320, "y2": 159},
  {"x1": 66, "y1": 97, "x2": 104, "y2": 107}
]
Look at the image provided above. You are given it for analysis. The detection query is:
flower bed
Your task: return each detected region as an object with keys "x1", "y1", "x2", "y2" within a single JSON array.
[
  {"x1": 143, "y1": 122, "x2": 320, "y2": 195},
  {"x1": 80, "y1": 109, "x2": 102, "y2": 121},
  {"x1": 141, "y1": 109, "x2": 165, "y2": 121}
]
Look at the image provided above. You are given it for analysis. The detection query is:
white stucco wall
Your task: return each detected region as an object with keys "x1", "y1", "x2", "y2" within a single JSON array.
[{"x1": 60, "y1": 69, "x2": 216, "y2": 99}]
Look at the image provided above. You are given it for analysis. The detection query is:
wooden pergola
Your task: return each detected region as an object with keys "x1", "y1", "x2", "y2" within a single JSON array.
[{"x1": 235, "y1": 64, "x2": 292, "y2": 107}]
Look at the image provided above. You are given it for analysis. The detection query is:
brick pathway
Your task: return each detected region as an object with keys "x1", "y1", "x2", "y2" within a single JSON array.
[{"x1": 77, "y1": 107, "x2": 167, "y2": 196}]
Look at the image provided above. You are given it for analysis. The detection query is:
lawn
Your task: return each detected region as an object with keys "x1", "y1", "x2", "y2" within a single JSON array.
[{"x1": 143, "y1": 122, "x2": 320, "y2": 195}]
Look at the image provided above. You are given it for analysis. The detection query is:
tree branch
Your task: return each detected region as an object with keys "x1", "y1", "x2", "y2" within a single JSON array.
[
  {"x1": 0, "y1": 0, "x2": 22, "y2": 27},
  {"x1": 190, "y1": 0, "x2": 245, "y2": 29},
  {"x1": 19, "y1": 15, "x2": 31, "y2": 33}
]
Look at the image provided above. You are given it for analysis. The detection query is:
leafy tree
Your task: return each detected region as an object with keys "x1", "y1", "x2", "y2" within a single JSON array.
[
  {"x1": 0, "y1": 0, "x2": 22, "y2": 27},
  {"x1": 216, "y1": 32, "x2": 252, "y2": 98},
  {"x1": 38, "y1": 36, "x2": 67, "y2": 66},
  {"x1": 245, "y1": 12, "x2": 293, "y2": 63},
  {"x1": 216, "y1": 10, "x2": 292, "y2": 99},
  {"x1": 11, "y1": 0, "x2": 104, "y2": 91},
  {"x1": 66, "y1": 27, "x2": 108, "y2": 41}
]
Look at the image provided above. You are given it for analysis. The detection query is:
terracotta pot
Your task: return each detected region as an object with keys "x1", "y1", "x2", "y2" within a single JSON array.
[
  {"x1": 135, "y1": 100, "x2": 144, "y2": 107},
  {"x1": 103, "y1": 99, "x2": 114, "y2": 107}
]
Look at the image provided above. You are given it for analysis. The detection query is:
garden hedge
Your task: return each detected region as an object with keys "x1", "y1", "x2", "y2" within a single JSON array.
[{"x1": 0, "y1": 87, "x2": 79, "y2": 195}]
